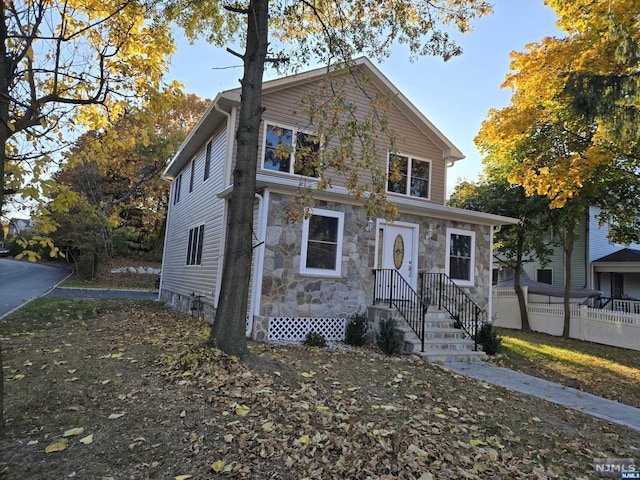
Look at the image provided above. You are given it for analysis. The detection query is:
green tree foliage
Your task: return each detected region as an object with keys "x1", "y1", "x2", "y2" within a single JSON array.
[
  {"x1": 449, "y1": 178, "x2": 554, "y2": 331},
  {"x1": 474, "y1": 0, "x2": 640, "y2": 338},
  {"x1": 0, "y1": 0, "x2": 180, "y2": 252},
  {"x1": 0, "y1": 0, "x2": 182, "y2": 435},
  {"x1": 44, "y1": 92, "x2": 208, "y2": 271}
]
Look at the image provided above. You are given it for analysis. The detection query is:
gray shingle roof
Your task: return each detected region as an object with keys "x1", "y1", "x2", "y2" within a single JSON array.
[{"x1": 593, "y1": 248, "x2": 640, "y2": 263}]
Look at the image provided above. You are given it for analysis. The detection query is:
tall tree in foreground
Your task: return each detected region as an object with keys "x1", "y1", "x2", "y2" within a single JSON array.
[{"x1": 173, "y1": 0, "x2": 493, "y2": 356}]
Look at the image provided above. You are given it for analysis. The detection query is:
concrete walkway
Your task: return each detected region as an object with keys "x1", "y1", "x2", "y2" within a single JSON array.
[{"x1": 442, "y1": 362, "x2": 640, "y2": 432}]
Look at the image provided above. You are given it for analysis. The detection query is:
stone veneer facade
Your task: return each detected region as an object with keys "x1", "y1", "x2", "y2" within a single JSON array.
[
  {"x1": 250, "y1": 192, "x2": 493, "y2": 341},
  {"x1": 159, "y1": 191, "x2": 494, "y2": 342}
]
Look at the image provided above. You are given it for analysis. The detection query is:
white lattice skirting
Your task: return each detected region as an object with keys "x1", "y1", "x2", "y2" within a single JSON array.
[{"x1": 268, "y1": 317, "x2": 347, "y2": 342}]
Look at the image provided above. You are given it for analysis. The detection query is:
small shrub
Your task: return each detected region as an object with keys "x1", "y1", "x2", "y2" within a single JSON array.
[
  {"x1": 376, "y1": 317, "x2": 404, "y2": 356},
  {"x1": 477, "y1": 322, "x2": 502, "y2": 356},
  {"x1": 345, "y1": 311, "x2": 368, "y2": 346},
  {"x1": 304, "y1": 331, "x2": 327, "y2": 348}
]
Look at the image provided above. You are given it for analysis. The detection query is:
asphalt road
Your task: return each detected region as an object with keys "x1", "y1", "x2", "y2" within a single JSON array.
[{"x1": 0, "y1": 258, "x2": 72, "y2": 318}]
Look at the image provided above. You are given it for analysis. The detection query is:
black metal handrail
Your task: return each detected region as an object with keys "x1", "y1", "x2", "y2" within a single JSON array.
[
  {"x1": 418, "y1": 272, "x2": 486, "y2": 350},
  {"x1": 372, "y1": 269, "x2": 428, "y2": 352}
]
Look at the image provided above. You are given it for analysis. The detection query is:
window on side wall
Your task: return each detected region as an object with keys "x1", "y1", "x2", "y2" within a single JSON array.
[
  {"x1": 263, "y1": 123, "x2": 320, "y2": 177},
  {"x1": 173, "y1": 173, "x2": 182, "y2": 205},
  {"x1": 204, "y1": 141, "x2": 212, "y2": 181},
  {"x1": 387, "y1": 153, "x2": 431, "y2": 199},
  {"x1": 189, "y1": 159, "x2": 195, "y2": 193},
  {"x1": 300, "y1": 209, "x2": 344, "y2": 277},
  {"x1": 186, "y1": 224, "x2": 204, "y2": 266},
  {"x1": 445, "y1": 228, "x2": 475, "y2": 287},
  {"x1": 536, "y1": 268, "x2": 553, "y2": 284}
]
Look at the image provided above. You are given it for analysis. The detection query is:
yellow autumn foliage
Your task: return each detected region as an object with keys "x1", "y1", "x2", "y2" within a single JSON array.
[{"x1": 476, "y1": 0, "x2": 638, "y2": 207}]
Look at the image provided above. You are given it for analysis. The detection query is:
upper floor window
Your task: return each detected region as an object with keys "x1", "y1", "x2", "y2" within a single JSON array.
[
  {"x1": 300, "y1": 209, "x2": 344, "y2": 277},
  {"x1": 387, "y1": 153, "x2": 431, "y2": 199},
  {"x1": 263, "y1": 123, "x2": 320, "y2": 177},
  {"x1": 189, "y1": 159, "x2": 195, "y2": 193},
  {"x1": 204, "y1": 140, "x2": 212, "y2": 181},
  {"x1": 173, "y1": 173, "x2": 182, "y2": 205},
  {"x1": 445, "y1": 228, "x2": 475, "y2": 287}
]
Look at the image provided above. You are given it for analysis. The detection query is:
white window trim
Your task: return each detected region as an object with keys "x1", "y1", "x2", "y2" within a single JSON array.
[
  {"x1": 300, "y1": 208, "x2": 344, "y2": 277},
  {"x1": 386, "y1": 152, "x2": 432, "y2": 200},
  {"x1": 444, "y1": 228, "x2": 475, "y2": 287},
  {"x1": 261, "y1": 121, "x2": 320, "y2": 178},
  {"x1": 186, "y1": 224, "x2": 205, "y2": 267}
]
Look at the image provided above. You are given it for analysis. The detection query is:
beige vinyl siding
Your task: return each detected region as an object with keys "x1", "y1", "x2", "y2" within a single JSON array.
[
  {"x1": 232, "y1": 70, "x2": 449, "y2": 205},
  {"x1": 162, "y1": 123, "x2": 228, "y2": 303}
]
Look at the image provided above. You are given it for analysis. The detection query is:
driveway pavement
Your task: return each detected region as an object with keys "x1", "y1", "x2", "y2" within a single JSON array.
[
  {"x1": 45, "y1": 287, "x2": 158, "y2": 301},
  {"x1": 0, "y1": 258, "x2": 71, "y2": 318},
  {"x1": 443, "y1": 362, "x2": 640, "y2": 432}
]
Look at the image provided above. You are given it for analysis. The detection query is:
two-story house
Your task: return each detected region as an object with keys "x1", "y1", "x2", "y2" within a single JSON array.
[
  {"x1": 521, "y1": 206, "x2": 640, "y2": 309},
  {"x1": 159, "y1": 58, "x2": 517, "y2": 346}
]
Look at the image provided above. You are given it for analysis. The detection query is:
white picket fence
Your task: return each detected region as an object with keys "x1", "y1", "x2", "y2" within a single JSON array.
[{"x1": 493, "y1": 287, "x2": 640, "y2": 351}]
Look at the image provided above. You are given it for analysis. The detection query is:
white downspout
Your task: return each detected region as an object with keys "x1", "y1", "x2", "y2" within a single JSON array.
[
  {"x1": 213, "y1": 103, "x2": 233, "y2": 311},
  {"x1": 157, "y1": 175, "x2": 174, "y2": 301},
  {"x1": 248, "y1": 192, "x2": 265, "y2": 336}
]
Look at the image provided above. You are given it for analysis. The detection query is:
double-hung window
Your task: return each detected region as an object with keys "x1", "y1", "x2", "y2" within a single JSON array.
[
  {"x1": 445, "y1": 228, "x2": 475, "y2": 286},
  {"x1": 186, "y1": 225, "x2": 204, "y2": 266},
  {"x1": 263, "y1": 123, "x2": 320, "y2": 177},
  {"x1": 387, "y1": 153, "x2": 431, "y2": 199},
  {"x1": 300, "y1": 209, "x2": 344, "y2": 277}
]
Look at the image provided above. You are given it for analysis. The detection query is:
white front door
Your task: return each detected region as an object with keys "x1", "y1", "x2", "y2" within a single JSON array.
[{"x1": 377, "y1": 223, "x2": 417, "y2": 299}]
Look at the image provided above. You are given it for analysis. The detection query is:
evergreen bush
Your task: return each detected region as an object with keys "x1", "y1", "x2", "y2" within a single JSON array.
[
  {"x1": 476, "y1": 322, "x2": 501, "y2": 355},
  {"x1": 376, "y1": 317, "x2": 404, "y2": 356},
  {"x1": 345, "y1": 311, "x2": 368, "y2": 346},
  {"x1": 304, "y1": 331, "x2": 327, "y2": 348}
]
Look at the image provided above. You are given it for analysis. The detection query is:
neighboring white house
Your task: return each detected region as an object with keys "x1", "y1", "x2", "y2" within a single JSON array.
[
  {"x1": 159, "y1": 58, "x2": 517, "y2": 346},
  {"x1": 7, "y1": 217, "x2": 34, "y2": 236},
  {"x1": 519, "y1": 206, "x2": 640, "y2": 303}
]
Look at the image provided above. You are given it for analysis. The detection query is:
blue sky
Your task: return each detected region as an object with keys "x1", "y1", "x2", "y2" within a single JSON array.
[{"x1": 166, "y1": 0, "x2": 561, "y2": 195}]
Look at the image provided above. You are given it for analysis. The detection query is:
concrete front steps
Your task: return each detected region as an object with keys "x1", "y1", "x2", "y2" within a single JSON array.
[
  {"x1": 368, "y1": 304, "x2": 486, "y2": 363},
  {"x1": 396, "y1": 310, "x2": 487, "y2": 363}
]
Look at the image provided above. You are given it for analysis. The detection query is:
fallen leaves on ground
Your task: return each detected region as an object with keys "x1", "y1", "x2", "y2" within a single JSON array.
[{"x1": 1, "y1": 300, "x2": 638, "y2": 479}]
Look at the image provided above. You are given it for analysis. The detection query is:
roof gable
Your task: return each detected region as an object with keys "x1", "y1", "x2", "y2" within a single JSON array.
[
  {"x1": 222, "y1": 57, "x2": 463, "y2": 161},
  {"x1": 164, "y1": 58, "x2": 463, "y2": 179}
]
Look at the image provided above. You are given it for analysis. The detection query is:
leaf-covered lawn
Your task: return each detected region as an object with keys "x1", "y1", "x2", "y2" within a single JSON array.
[
  {"x1": 1, "y1": 300, "x2": 638, "y2": 479},
  {"x1": 496, "y1": 328, "x2": 640, "y2": 408}
]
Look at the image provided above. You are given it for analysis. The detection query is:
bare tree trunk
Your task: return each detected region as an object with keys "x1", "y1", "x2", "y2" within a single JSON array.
[
  {"x1": 513, "y1": 229, "x2": 531, "y2": 331},
  {"x1": 562, "y1": 222, "x2": 575, "y2": 339},
  {"x1": 210, "y1": 0, "x2": 268, "y2": 358},
  {"x1": 0, "y1": 1, "x2": 12, "y2": 433}
]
